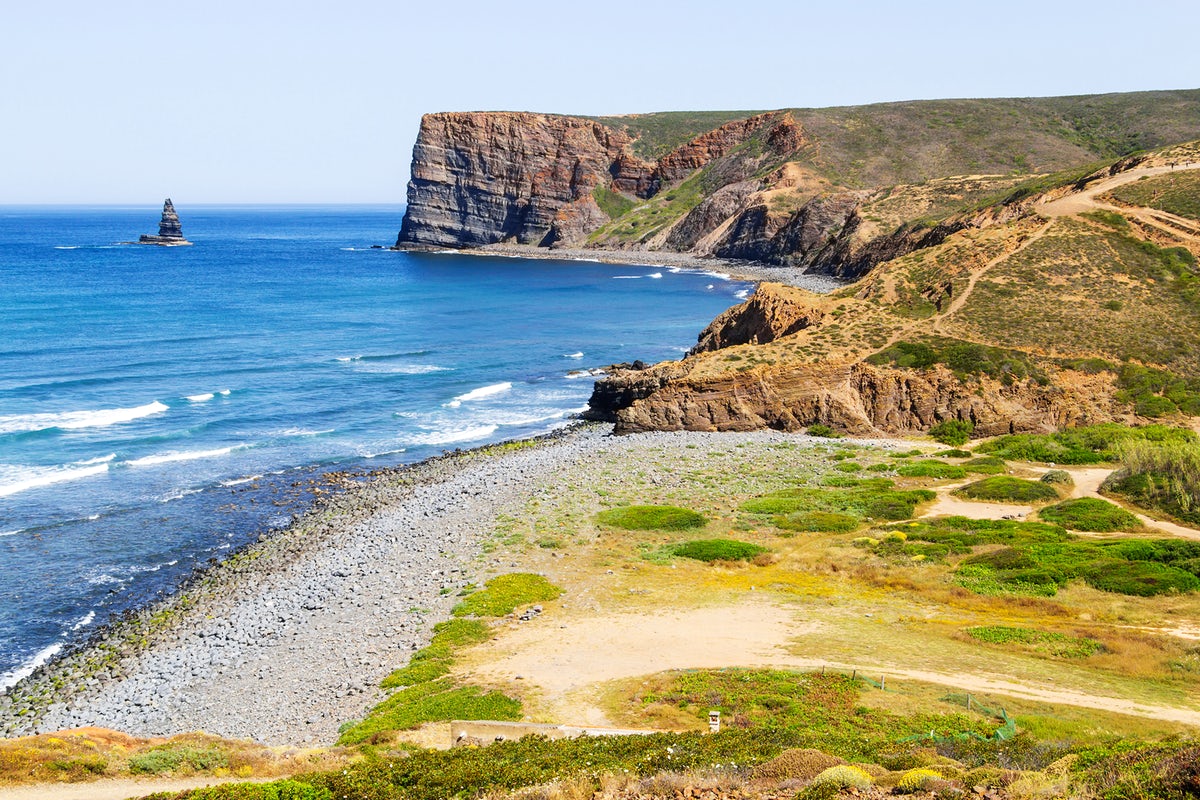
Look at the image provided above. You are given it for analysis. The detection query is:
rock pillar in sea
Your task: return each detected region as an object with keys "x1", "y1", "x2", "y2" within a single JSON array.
[{"x1": 138, "y1": 198, "x2": 193, "y2": 245}]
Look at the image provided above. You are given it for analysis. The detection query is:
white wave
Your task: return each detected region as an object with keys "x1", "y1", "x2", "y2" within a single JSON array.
[
  {"x1": 571, "y1": 257, "x2": 601, "y2": 263},
  {"x1": 668, "y1": 267, "x2": 683, "y2": 273},
  {"x1": 186, "y1": 392, "x2": 214, "y2": 403},
  {"x1": 566, "y1": 368, "x2": 606, "y2": 379},
  {"x1": 408, "y1": 424, "x2": 498, "y2": 446},
  {"x1": 161, "y1": 487, "x2": 204, "y2": 502},
  {"x1": 735, "y1": 289, "x2": 750, "y2": 299},
  {"x1": 86, "y1": 513, "x2": 100, "y2": 520},
  {"x1": 702, "y1": 271, "x2": 732, "y2": 280},
  {"x1": 0, "y1": 455, "x2": 115, "y2": 498},
  {"x1": 71, "y1": 611, "x2": 95, "y2": 631},
  {"x1": 649, "y1": 272, "x2": 663, "y2": 279},
  {"x1": 221, "y1": 474, "x2": 263, "y2": 486},
  {"x1": 358, "y1": 447, "x2": 407, "y2": 459},
  {"x1": 0, "y1": 401, "x2": 168, "y2": 435},
  {"x1": 218, "y1": 389, "x2": 231, "y2": 396},
  {"x1": 358, "y1": 363, "x2": 450, "y2": 375},
  {"x1": 125, "y1": 445, "x2": 240, "y2": 468},
  {"x1": 613, "y1": 275, "x2": 642, "y2": 279},
  {"x1": 706, "y1": 284, "x2": 715, "y2": 290},
  {"x1": 87, "y1": 572, "x2": 122, "y2": 586},
  {"x1": 0, "y1": 529, "x2": 23, "y2": 537},
  {"x1": 446, "y1": 382, "x2": 512, "y2": 408},
  {"x1": 335, "y1": 355, "x2": 361, "y2": 362},
  {"x1": 0, "y1": 642, "x2": 64, "y2": 691},
  {"x1": 496, "y1": 405, "x2": 591, "y2": 427},
  {"x1": 564, "y1": 352, "x2": 584, "y2": 359}
]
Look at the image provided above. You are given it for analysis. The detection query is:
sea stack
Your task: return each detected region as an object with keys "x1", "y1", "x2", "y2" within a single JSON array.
[{"x1": 138, "y1": 198, "x2": 192, "y2": 246}]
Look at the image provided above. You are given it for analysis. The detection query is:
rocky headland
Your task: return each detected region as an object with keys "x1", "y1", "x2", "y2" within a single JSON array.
[{"x1": 393, "y1": 94, "x2": 1200, "y2": 442}]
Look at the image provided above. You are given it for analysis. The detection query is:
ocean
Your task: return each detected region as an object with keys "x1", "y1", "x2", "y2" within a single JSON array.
[{"x1": 0, "y1": 205, "x2": 754, "y2": 689}]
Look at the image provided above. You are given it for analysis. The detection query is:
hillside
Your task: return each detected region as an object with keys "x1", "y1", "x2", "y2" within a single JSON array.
[{"x1": 395, "y1": 89, "x2": 1200, "y2": 281}]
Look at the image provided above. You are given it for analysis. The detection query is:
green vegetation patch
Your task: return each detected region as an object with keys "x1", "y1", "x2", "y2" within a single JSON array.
[
  {"x1": 953, "y1": 476, "x2": 1060, "y2": 503},
  {"x1": 453, "y1": 573, "x2": 564, "y2": 618},
  {"x1": 338, "y1": 680, "x2": 522, "y2": 745},
  {"x1": 128, "y1": 744, "x2": 229, "y2": 775},
  {"x1": 1116, "y1": 364, "x2": 1200, "y2": 417},
  {"x1": 669, "y1": 538, "x2": 767, "y2": 563},
  {"x1": 774, "y1": 511, "x2": 862, "y2": 533},
  {"x1": 597, "y1": 504, "x2": 708, "y2": 531},
  {"x1": 961, "y1": 456, "x2": 1006, "y2": 475},
  {"x1": 867, "y1": 338, "x2": 1046, "y2": 387},
  {"x1": 592, "y1": 184, "x2": 636, "y2": 220},
  {"x1": 742, "y1": 481, "x2": 935, "y2": 522},
  {"x1": 896, "y1": 459, "x2": 966, "y2": 479},
  {"x1": 885, "y1": 516, "x2": 1200, "y2": 597},
  {"x1": 965, "y1": 625, "x2": 1103, "y2": 658},
  {"x1": 1038, "y1": 498, "x2": 1141, "y2": 532},
  {"x1": 974, "y1": 423, "x2": 1192, "y2": 464},
  {"x1": 1105, "y1": 438, "x2": 1200, "y2": 526},
  {"x1": 930, "y1": 420, "x2": 975, "y2": 446},
  {"x1": 143, "y1": 781, "x2": 331, "y2": 800},
  {"x1": 381, "y1": 619, "x2": 490, "y2": 689}
]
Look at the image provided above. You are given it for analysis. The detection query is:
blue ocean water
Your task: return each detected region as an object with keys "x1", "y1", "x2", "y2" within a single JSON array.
[{"x1": 0, "y1": 205, "x2": 752, "y2": 687}]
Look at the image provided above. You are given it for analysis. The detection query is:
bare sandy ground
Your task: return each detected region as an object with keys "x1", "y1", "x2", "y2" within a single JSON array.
[{"x1": 471, "y1": 598, "x2": 1200, "y2": 728}]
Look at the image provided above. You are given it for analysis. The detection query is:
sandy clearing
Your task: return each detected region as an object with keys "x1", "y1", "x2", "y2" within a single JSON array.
[
  {"x1": 919, "y1": 492, "x2": 1032, "y2": 521},
  {"x1": 471, "y1": 599, "x2": 1200, "y2": 728}
]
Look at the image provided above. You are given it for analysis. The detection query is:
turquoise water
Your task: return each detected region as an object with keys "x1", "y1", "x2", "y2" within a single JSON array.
[{"x1": 0, "y1": 205, "x2": 753, "y2": 687}]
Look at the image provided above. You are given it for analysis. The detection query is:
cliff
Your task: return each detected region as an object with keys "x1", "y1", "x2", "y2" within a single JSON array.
[{"x1": 396, "y1": 90, "x2": 1200, "y2": 279}]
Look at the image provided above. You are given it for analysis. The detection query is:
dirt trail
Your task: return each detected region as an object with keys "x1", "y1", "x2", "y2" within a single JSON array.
[
  {"x1": 0, "y1": 775, "x2": 270, "y2": 800},
  {"x1": 472, "y1": 600, "x2": 1200, "y2": 728},
  {"x1": 1036, "y1": 162, "x2": 1200, "y2": 218}
]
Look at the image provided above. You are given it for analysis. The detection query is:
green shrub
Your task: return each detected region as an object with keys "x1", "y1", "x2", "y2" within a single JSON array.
[
  {"x1": 807, "y1": 423, "x2": 839, "y2": 438},
  {"x1": 929, "y1": 420, "x2": 974, "y2": 446},
  {"x1": 940, "y1": 449, "x2": 972, "y2": 458},
  {"x1": 741, "y1": 482, "x2": 932, "y2": 521},
  {"x1": 774, "y1": 511, "x2": 862, "y2": 533},
  {"x1": 975, "y1": 423, "x2": 1194, "y2": 464},
  {"x1": 1106, "y1": 438, "x2": 1200, "y2": 525},
  {"x1": 953, "y1": 477, "x2": 1060, "y2": 503},
  {"x1": 1081, "y1": 560, "x2": 1200, "y2": 596},
  {"x1": 1040, "y1": 469, "x2": 1073, "y2": 485},
  {"x1": 1038, "y1": 498, "x2": 1141, "y2": 532},
  {"x1": 670, "y1": 539, "x2": 768, "y2": 563},
  {"x1": 454, "y1": 574, "x2": 563, "y2": 617},
  {"x1": 834, "y1": 461, "x2": 863, "y2": 472},
  {"x1": 147, "y1": 780, "x2": 332, "y2": 800},
  {"x1": 896, "y1": 459, "x2": 967, "y2": 479},
  {"x1": 752, "y1": 748, "x2": 846, "y2": 780},
  {"x1": 596, "y1": 505, "x2": 707, "y2": 531},
  {"x1": 128, "y1": 745, "x2": 228, "y2": 775},
  {"x1": 963, "y1": 456, "x2": 1007, "y2": 474},
  {"x1": 338, "y1": 680, "x2": 522, "y2": 745}
]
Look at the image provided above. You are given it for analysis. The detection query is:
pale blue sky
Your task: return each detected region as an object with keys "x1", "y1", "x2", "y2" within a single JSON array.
[{"x1": 3, "y1": 0, "x2": 1198, "y2": 203}]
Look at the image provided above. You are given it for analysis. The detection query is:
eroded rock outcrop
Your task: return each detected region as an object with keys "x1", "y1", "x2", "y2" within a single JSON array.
[
  {"x1": 138, "y1": 199, "x2": 192, "y2": 246},
  {"x1": 691, "y1": 283, "x2": 826, "y2": 353},
  {"x1": 395, "y1": 112, "x2": 638, "y2": 249}
]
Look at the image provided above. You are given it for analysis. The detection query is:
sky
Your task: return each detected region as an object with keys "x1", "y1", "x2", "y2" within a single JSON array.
[{"x1": 2, "y1": 0, "x2": 1199, "y2": 204}]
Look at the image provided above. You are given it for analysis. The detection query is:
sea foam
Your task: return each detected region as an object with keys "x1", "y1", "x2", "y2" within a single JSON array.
[
  {"x1": 124, "y1": 446, "x2": 240, "y2": 468},
  {"x1": 408, "y1": 424, "x2": 499, "y2": 446},
  {"x1": 0, "y1": 455, "x2": 116, "y2": 498},
  {"x1": 445, "y1": 382, "x2": 512, "y2": 408},
  {"x1": 0, "y1": 401, "x2": 168, "y2": 435},
  {"x1": 0, "y1": 642, "x2": 64, "y2": 691}
]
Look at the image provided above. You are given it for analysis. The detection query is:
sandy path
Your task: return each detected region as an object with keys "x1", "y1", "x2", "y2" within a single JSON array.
[
  {"x1": 1060, "y1": 466, "x2": 1200, "y2": 540},
  {"x1": 1036, "y1": 162, "x2": 1200, "y2": 218},
  {"x1": 0, "y1": 775, "x2": 269, "y2": 800},
  {"x1": 473, "y1": 600, "x2": 1200, "y2": 727}
]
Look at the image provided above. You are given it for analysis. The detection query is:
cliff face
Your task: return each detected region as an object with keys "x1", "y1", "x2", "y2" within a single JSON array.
[{"x1": 396, "y1": 112, "x2": 642, "y2": 248}]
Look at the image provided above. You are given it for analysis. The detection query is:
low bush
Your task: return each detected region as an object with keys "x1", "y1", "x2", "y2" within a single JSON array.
[
  {"x1": 128, "y1": 744, "x2": 228, "y2": 775},
  {"x1": 597, "y1": 505, "x2": 708, "y2": 531},
  {"x1": 752, "y1": 748, "x2": 845, "y2": 781},
  {"x1": 670, "y1": 539, "x2": 768, "y2": 563},
  {"x1": 1040, "y1": 469, "x2": 1073, "y2": 485},
  {"x1": 1080, "y1": 560, "x2": 1200, "y2": 596},
  {"x1": 895, "y1": 767, "x2": 943, "y2": 793},
  {"x1": 963, "y1": 456, "x2": 1007, "y2": 474},
  {"x1": 896, "y1": 459, "x2": 967, "y2": 479},
  {"x1": 1038, "y1": 498, "x2": 1141, "y2": 532},
  {"x1": 953, "y1": 476, "x2": 1059, "y2": 503},
  {"x1": 929, "y1": 420, "x2": 974, "y2": 446},
  {"x1": 381, "y1": 618, "x2": 490, "y2": 689},
  {"x1": 974, "y1": 423, "x2": 1193, "y2": 464},
  {"x1": 810, "y1": 764, "x2": 873, "y2": 790},
  {"x1": 144, "y1": 781, "x2": 332, "y2": 800},
  {"x1": 742, "y1": 483, "x2": 933, "y2": 521},
  {"x1": 454, "y1": 574, "x2": 563, "y2": 617},
  {"x1": 774, "y1": 511, "x2": 862, "y2": 533},
  {"x1": 939, "y1": 449, "x2": 972, "y2": 458},
  {"x1": 807, "y1": 424, "x2": 840, "y2": 438},
  {"x1": 338, "y1": 680, "x2": 522, "y2": 745}
]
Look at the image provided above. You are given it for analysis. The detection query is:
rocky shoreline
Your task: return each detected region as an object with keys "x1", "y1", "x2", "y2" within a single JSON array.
[
  {"x1": 0, "y1": 424, "x2": 612, "y2": 745},
  {"x1": 405, "y1": 242, "x2": 846, "y2": 293}
]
